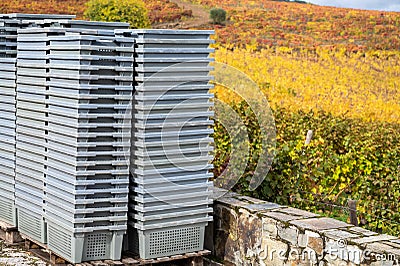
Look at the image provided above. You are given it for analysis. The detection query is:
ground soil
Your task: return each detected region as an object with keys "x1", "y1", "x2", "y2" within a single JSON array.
[{"x1": 155, "y1": 0, "x2": 211, "y2": 29}]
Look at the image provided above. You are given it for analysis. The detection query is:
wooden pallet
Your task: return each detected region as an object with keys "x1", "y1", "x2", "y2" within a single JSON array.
[
  {"x1": 0, "y1": 221, "x2": 23, "y2": 245},
  {"x1": 24, "y1": 236, "x2": 210, "y2": 266},
  {"x1": 119, "y1": 250, "x2": 210, "y2": 266}
]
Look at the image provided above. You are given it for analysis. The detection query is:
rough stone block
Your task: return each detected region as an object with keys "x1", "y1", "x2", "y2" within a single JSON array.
[
  {"x1": 274, "y1": 207, "x2": 320, "y2": 219},
  {"x1": 346, "y1": 245, "x2": 364, "y2": 264},
  {"x1": 236, "y1": 195, "x2": 266, "y2": 204},
  {"x1": 302, "y1": 247, "x2": 321, "y2": 263},
  {"x1": 325, "y1": 238, "x2": 363, "y2": 264},
  {"x1": 237, "y1": 211, "x2": 262, "y2": 262},
  {"x1": 261, "y1": 238, "x2": 288, "y2": 266},
  {"x1": 366, "y1": 242, "x2": 396, "y2": 253},
  {"x1": 214, "y1": 205, "x2": 223, "y2": 217},
  {"x1": 219, "y1": 206, "x2": 238, "y2": 231},
  {"x1": 262, "y1": 217, "x2": 278, "y2": 238},
  {"x1": 383, "y1": 240, "x2": 400, "y2": 250},
  {"x1": 243, "y1": 203, "x2": 282, "y2": 212},
  {"x1": 297, "y1": 233, "x2": 308, "y2": 248},
  {"x1": 305, "y1": 230, "x2": 320, "y2": 238},
  {"x1": 290, "y1": 217, "x2": 351, "y2": 231},
  {"x1": 305, "y1": 230, "x2": 324, "y2": 255},
  {"x1": 308, "y1": 237, "x2": 324, "y2": 256},
  {"x1": 232, "y1": 250, "x2": 244, "y2": 265},
  {"x1": 351, "y1": 234, "x2": 398, "y2": 245},
  {"x1": 277, "y1": 225, "x2": 298, "y2": 246},
  {"x1": 390, "y1": 239, "x2": 400, "y2": 245},
  {"x1": 323, "y1": 229, "x2": 360, "y2": 240},
  {"x1": 348, "y1": 227, "x2": 379, "y2": 237},
  {"x1": 285, "y1": 247, "x2": 314, "y2": 266},
  {"x1": 389, "y1": 248, "x2": 400, "y2": 256},
  {"x1": 216, "y1": 196, "x2": 249, "y2": 208},
  {"x1": 263, "y1": 211, "x2": 302, "y2": 222},
  {"x1": 215, "y1": 228, "x2": 239, "y2": 263}
]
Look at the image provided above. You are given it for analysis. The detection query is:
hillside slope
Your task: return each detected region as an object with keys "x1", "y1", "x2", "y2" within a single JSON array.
[
  {"x1": 0, "y1": 0, "x2": 192, "y2": 25},
  {"x1": 192, "y1": 0, "x2": 400, "y2": 51}
]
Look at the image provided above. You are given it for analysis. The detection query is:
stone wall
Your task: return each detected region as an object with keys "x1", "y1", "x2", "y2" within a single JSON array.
[{"x1": 206, "y1": 188, "x2": 400, "y2": 266}]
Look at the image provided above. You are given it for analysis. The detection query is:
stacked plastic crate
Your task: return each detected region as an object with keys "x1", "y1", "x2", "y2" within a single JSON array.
[
  {"x1": 44, "y1": 26, "x2": 133, "y2": 263},
  {"x1": 118, "y1": 29, "x2": 215, "y2": 259},
  {"x1": 0, "y1": 14, "x2": 74, "y2": 227},
  {"x1": 16, "y1": 27, "x2": 54, "y2": 243},
  {"x1": 0, "y1": 16, "x2": 18, "y2": 226}
]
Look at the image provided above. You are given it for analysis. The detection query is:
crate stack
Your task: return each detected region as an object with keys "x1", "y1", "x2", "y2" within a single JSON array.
[
  {"x1": 0, "y1": 14, "x2": 17, "y2": 224},
  {"x1": 0, "y1": 14, "x2": 74, "y2": 227},
  {"x1": 16, "y1": 27, "x2": 54, "y2": 243},
  {"x1": 118, "y1": 29, "x2": 215, "y2": 259},
  {"x1": 1, "y1": 16, "x2": 216, "y2": 262},
  {"x1": 44, "y1": 26, "x2": 133, "y2": 263}
]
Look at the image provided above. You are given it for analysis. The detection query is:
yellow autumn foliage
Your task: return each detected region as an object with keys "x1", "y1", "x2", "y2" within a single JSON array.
[{"x1": 213, "y1": 46, "x2": 400, "y2": 123}]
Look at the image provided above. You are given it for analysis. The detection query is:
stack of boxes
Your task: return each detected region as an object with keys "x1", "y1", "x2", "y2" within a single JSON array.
[
  {"x1": 16, "y1": 24, "x2": 134, "y2": 262},
  {"x1": 0, "y1": 14, "x2": 75, "y2": 227},
  {"x1": 119, "y1": 29, "x2": 214, "y2": 259},
  {"x1": 0, "y1": 16, "x2": 214, "y2": 263},
  {"x1": 45, "y1": 26, "x2": 133, "y2": 262}
]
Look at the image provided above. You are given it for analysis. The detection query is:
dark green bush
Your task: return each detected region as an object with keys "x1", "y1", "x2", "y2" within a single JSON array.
[
  {"x1": 210, "y1": 8, "x2": 227, "y2": 24},
  {"x1": 84, "y1": 0, "x2": 150, "y2": 28},
  {"x1": 214, "y1": 102, "x2": 400, "y2": 236}
]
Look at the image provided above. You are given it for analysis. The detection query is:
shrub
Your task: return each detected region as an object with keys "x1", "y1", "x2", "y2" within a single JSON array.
[
  {"x1": 84, "y1": 0, "x2": 150, "y2": 28},
  {"x1": 210, "y1": 8, "x2": 227, "y2": 24},
  {"x1": 213, "y1": 101, "x2": 400, "y2": 236}
]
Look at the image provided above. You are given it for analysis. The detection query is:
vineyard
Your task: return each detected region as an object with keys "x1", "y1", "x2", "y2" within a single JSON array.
[
  {"x1": 0, "y1": 0, "x2": 192, "y2": 24},
  {"x1": 214, "y1": 48, "x2": 400, "y2": 123},
  {"x1": 1, "y1": 0, "x2": 400, "y2": 235},
  {"x1": 193, "y1": 0, "x2": 400, "y2": 51},
  {"x1": 204, "y1": 0, "x2": 400, "y2": 236}
]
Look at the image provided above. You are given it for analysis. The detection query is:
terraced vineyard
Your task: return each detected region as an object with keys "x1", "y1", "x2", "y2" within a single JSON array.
[
  {"x1": 197, "y1": 0, "x2": 400, "y2": 235},
  {"x1": 194, "y1": 0, "x2": 400, "y2": 51},
  {"x1": 0, "y1": 0, "x2": 192, "y2": 24}
]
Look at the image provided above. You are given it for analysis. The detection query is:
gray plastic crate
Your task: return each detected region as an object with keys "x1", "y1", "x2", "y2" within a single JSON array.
[
  {"x1": 114, "y1": 29, "x2": 215, "y2": 259},
  {"x1": 0, "y1": 58, "x2": 17, "y2": 227},
  {"x1": 43, "y1": 26, "x2": 132, "y2": 263},
  {"x1": 3, "y1": 25, "x2": 218, "y2": 262},
  {"x1": 133, "y1": 216, "x2": 212, "y2": 231},
  {"x1": 0, "y1": 197, "x2": 16, "y2": 225},
  {"x1": 133, "y1": 206, "x2": 213, "y2": 221},
  {"x1": 17, "y1": 206, "x2": 47, "y2": 243},
  {"x1": 128, "y1": 224, "x2": 207, "y2": 259},
  {"x1": 47, "y1": 221, "x2": 124, "y2": 263},
  {"x1": 11, "y1": 24, "x2": 133, "y2": 257},
  {"x1": 15, "y1": 29, "x2": 49, "y2": 243}
]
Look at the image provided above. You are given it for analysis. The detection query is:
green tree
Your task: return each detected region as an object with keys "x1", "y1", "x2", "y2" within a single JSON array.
[{"x1": 210, "y1": 8, "x2": 227, "y2": 25}]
